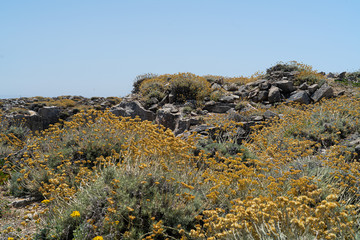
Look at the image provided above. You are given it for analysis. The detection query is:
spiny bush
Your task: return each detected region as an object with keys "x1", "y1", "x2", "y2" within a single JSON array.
[
  {"x1": 267, "y1": 61, "x2": 326, "y2": 86},
  {"x1": 37, "y1": 166, "x2": 206, "y2": 239},
  {"x1": 1, "y1": 110, "x2": 213, "y2": 239},
  {"x1": 50, "y1": 99, "x2": 76, "y2": 108},
  {"x1": 139, "y1": 73, "x2": 212, "y2": 106},
  {"x1": 169, "y1": 73, "x2": 211, "y2": 104},
  {"x1": 209, "y1": 90, "x2": 224, "y2": 102},
  {"x1": 105, "y1": 96, "x2": 122, "y2": 105},
  {"x1": 132, "y1": 73, "x2": 158, "y2": 94},
  {"x1": 224, "y1": 71, "x2": 265, "y2": 85},
  {"x1": 2, "y1": 93, "x2": 360, "y2": 239},
  {"x1": 336, "y1": 71, "x2": 360, "y2": 87},
  {"x1": 139, "y1": 76, "x2": 168, "y2": 108},
  {"x1": 276, "y1": 97, "x2": 360, "y2": 148},
  {"x1": 0, "y1": 115, "x2": 30, "y2": 183}
]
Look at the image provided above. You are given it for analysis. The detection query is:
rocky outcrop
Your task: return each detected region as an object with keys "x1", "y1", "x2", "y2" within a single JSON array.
[
  {"x1": 268, "y1": 86, "x2": 281, "y2": 103},
  {"x1": 275, "y1": 80, "x2": 296, "y2": 93},
  {"x1": 311, "y1": 84, "x2": 334, "y2": 102},
  {"x1": 1, "y1": 96, "x2": 122, "y2": 131},
  {"x1": 0, "y1": 65, "x2": 348, "y2": 141},
  {"x1": 288, "y1": 91, "x2": 311, "y2": 104},
  {"x1": 156, "y1": 104, "x2": 180, "y2": 131},
  {"x1": 203, "y1": 101, "x2": 235, "y2": 113},
  {"x1": 110, "y1": 100, "x2": 156, "y2": 122},
  {"x1": 38, "y1": 106, "x2": 61, "y2": 128}
]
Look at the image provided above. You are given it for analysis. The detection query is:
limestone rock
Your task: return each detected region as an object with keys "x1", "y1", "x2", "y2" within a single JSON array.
[
  {"x1": 219, "y1": 94, "x2": 239, "y2": 103},
  {"x1": 307, "y1": 84, "x2": 319, "y2": 95},
  {"x1": 223, "y1": 83, "x2": 238, "y2": 91},
  {"x1": 268, "y1": 86, "x2": 281, "y2": 103},
  {"x1": 110, "y1": 100, "x2": 156, "y2": 121},
  {"x1": 156, "y1": 107, "x2": 181, "y2": 131},
  {"x1": 275, "y1": 80, "x2": 295, "y2": 93},
  {"x1": 311, "y1": 84, "x2": 334, "y2": 102},
  {"x1": 203, "y1": 101, "x2": 235, "y2": 113},
  {"x1": 288, "y1": 91, "x2": 311, "y2": 104}
]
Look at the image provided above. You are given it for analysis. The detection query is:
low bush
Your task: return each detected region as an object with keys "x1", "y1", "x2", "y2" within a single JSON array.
[
  {"x1": 132, "y1": 73, "x2": 158, "y2": 94},
  {"x1": 138, "y1": 73, "x2": 212, "y2": 106},
  {"x1": 50, "y1": 99, "x2": 76, "y2": 108},
  {"x1": 336, "y1": 71, "x2": 360, "y2": 87},
  {"x1": 37, "y1": 166, "x2": 206, "y2": 239},
  {"x1": 209, "y1": 90, "x2": 224, "y2": 102},
  {"x1": 266, "y1": 61, "x2": 326, "y2": 86},
  {"x1": 168, "y1": 73, "x2": 211, "y2": 104}
]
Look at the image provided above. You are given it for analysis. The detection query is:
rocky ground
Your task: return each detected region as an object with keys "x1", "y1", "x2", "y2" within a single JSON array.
[
  {"x1": 1, "y1": 67, "x2": 359, "y2": 239},
  {"x1": 1, "y1": 69, "x2": 357, "y2": 140}
]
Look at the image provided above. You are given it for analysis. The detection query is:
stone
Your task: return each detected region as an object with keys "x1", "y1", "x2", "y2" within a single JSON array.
[
  {"x1": 148, "y1": 104, "x2": 159, "y2": 112},
  {"x1": 158, "y1": 95, "x2": 169, "y2": 106},
  {"x1": 343, "y1": 133, "x2": 360, "y2": 147},
  {"x1": 250, "y1": 115, "x2": 264, "y2": 121},
  {"x1": 327, "y1": 72, "x2": 336, "y2": 78},
  {"x1": 211, "y1": 83, "x2": 222, "y2": 90},
  {"x1": 219, "y1": 95, "x2": 239, "y2": 103},
  {"x1": 264, "y1": 110, "x2": 278, "y2": 119},
  {"x1": 288, "y1": 91, "x2": 311, "y2": 104},
  {"x1": 275, "y1": 80, "x2": 295, "y2": 93},
  {"x1": 338, "y1": 72, "x2": 346, "y2": 80},
  {"x1": 259, "y1": 81, "x2": 271, "y2": 90},
  {"x1": 235, "y1": 127, "x2": 248, "y2": 144},
  {"x1": 174, "y1": 118, "x2": 190, "y2": 135},
  {"x1": 307, "y1": 84, "x2": 319, "y2": 94},
  {"x1": 256, "y1": 91, "x2": 269, "y2": 102},
  {"x1": 110, "y1": 100, "x2": 156, "y2": 121},
  {"x1": 268, "y1": 86, "x2": 281, "y2": 103},
  {"x1": 298, "y1": 82, "x2": 309, "y2": 90},
  {"x1": 311, "y1": 84, "x2": 334, "y2": 102},
  {"x1": 355, "y1": 145, "x2": 360, "y2": 154},
  {"x1": 234, "y1": 85, "x2": 249, "y2": 98},
  {"x1": 337, "y1": 90, "x2": 345, "y2": 96},
  {"x1": 38, "y1": 106, "x2": 61, "y2": 128},
  {"x1": 223, "y1": 83, "x2": 238, "y2": 91},
  {"x1": 227, "y1": 109, "x2": 248, "y2": 122},
  {"x1": 249, "y1": 88, "x2": 269, "y2": 102},
  {"x1": 11, "y1": 197, "x2": 40, "y2": 208},
  {"x1": 168, "y1": 94, "x2": 175, "y2": 104},
  {"x1": 203, "y1": 101, "x2": 235, "y2": 113},
  {"x1": 238, "y1": 85, "x2": 249, "y2": 92},
  {"x1": 348, "y1": 138, "x2": 360, "y2": 147},
  {"x1": 156, "y1": 108, "x2": 181, "y2": 131},
  {"x1": 192, "y1": 124, "x2": 216, "y2": 134}
]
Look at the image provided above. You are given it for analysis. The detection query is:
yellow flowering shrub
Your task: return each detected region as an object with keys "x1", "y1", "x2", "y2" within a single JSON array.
[{"x1": 1, "y1": 87, "x2": 360, "y2": 239}]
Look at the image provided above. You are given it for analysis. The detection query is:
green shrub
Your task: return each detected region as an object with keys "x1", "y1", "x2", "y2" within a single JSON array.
[
  {"x1": 235, "y1": 102, "x2": 247, "y2": 111},
  {"x1": 37, "y1": 165, "x2": 206, "y2": 240},
  {"x1": 266, "y1": 62, "x2": 299, "y2": 74},
  {"x1": 138, "y1": 73, "x2": 212, "y2": 106},
  {"x1": 139, "y1": 77, "x2": 167, "y2": 108},
  {"x1": 210, "y1": 90, "x2": 224, "y2": 102},
  {"x1": 132, "y1": 73, "x2": 158, "y2": 94},
  {"x1": 336, "y1": 71, "x2": 360, "y2": 87},
  {"x1": 266, "y1": 61, "x2": 326, "y2": 86},
  {"x1": 182, "y1": 106, "x2": 193, "y2": 115},
  {"x1": 169, "y1": 73, "x2": 211, "y2": 104}
]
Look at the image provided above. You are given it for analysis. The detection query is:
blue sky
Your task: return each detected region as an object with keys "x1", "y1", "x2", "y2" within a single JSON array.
[{"x1": 1, "y1": 0, "x2": 359, "y2": 98}]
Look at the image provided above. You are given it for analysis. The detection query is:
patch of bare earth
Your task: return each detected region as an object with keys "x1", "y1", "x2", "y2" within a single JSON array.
[{"x1": 0, "y1": 184, "x2": 46, "y2": 239}]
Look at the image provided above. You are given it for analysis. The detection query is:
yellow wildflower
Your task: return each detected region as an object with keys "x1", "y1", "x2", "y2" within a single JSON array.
[
  {"x1": 93, "y1": 237, "x2": 103, "y2": 240},
  {"x1": 70, "y1": 211, "x2": 80, "y2": 218}
]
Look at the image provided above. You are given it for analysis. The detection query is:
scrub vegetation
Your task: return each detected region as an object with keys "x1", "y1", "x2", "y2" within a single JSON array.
[{"x1": 1, "y1": 62, "x2": 360, "y2": 240}]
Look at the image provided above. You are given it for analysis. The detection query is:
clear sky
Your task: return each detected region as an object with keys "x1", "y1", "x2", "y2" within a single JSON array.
[{"x1": 1, "y1": 0, "x2": 359, "y2": 98}]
